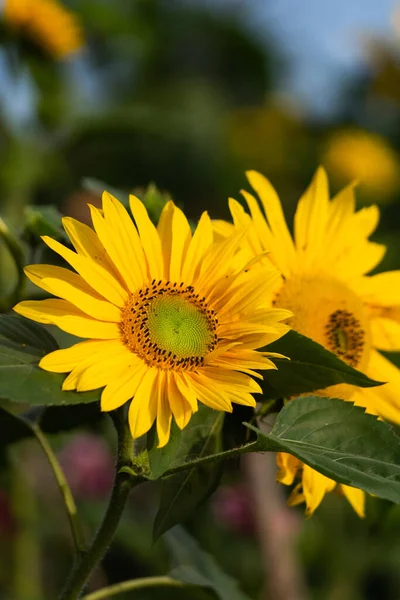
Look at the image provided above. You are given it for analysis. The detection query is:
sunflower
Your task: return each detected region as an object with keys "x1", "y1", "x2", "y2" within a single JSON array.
[
  {"x1": 14, "y1": 193, "x2": 290, "y2": 447},
  {"x1": 4, "y1": 0, "x2": 83, "y2": 59},
  {"x1": 323, "y1": 129, "x2": 399, "y2": 200},
  {"x1": 216, "y1": 167, "x2": 400, "y2": 517}
]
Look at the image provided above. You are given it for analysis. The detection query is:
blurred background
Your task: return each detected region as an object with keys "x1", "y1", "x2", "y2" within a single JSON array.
[{"x1": 2, "y1": 0, "x2": 400, "y2": 599}]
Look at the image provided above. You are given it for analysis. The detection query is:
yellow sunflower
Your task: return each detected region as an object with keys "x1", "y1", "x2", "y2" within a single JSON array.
[
  {"x1": 216, "y1": 167, "x2": 400, "y2": 517},
  {"x1": 14, "y1": 193, "x2": 290, "y2": 447},
  {"x1": 4, "y1": 0, "x2": 83, "y2": 59}
]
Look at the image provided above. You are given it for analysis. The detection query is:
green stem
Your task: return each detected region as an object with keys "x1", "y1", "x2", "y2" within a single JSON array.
[
  {"x1": 31, "y1": 423, "x2": 86, "y2": 556},
  {"x1": 59, "y1": 410, "x2": 141, "y2": 600},
  {"x1": 82, "y1": 576, "x2": 185, "y2": 600}
]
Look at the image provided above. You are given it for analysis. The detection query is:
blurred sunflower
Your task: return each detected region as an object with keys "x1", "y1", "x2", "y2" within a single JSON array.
[
  {"x1": 323, "y1": 129, "x2": 399, "y2": 200},
  {"x1": 3, "y1": 0, "x2": 83, "y2": 59},
  {"x1": 216, "y1": 167, "x2": 400, "y2": 516},
  {"x1": 14, "y1": 193, "x2": 290, "y2": 447}
]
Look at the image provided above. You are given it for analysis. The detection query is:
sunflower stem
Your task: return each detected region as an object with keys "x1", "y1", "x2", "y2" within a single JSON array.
[
  {"x1": 58, "y1": 409, "x2": 144, "y2": 600},
  {"x1": 82, "y1": 576, "x2": 186, "y2": 600},
  {"x1": 30, "y1": 422, "x2": 87, "y2": 558}
]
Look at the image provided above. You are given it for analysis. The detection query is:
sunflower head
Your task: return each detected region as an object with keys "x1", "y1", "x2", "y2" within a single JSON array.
[
  {"x1": 219, "y1": 166, "x2": 400, "y2": 516},
  {"x1": 14, "y1": 192, "x2": 290, "y2": 447},
  {"x1": 4, "y1": 0, "x2": 84, "y2": 59}
]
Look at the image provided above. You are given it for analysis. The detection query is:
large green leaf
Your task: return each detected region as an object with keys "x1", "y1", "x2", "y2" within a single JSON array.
[
  {"x1": 247, "y1": 396, "x2": 400, "y2": 503},
  {"x1": 263, "y1": 330, "x2": 381, "y2": 399},
  {"x1": 166, "y1": 527, "x2": 251, "y2": 600},
  {"x1": 0, "y1": 315, "x2": 100, "y2": 405},
  {"x1": 153, "y1": 407, "x2": 224, "y2": 539}
]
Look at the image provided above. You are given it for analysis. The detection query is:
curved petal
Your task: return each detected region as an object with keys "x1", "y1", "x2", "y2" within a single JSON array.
[
  {"x1": 302, "y1": 464, "x2": 336, "y2": 516},
  {"x1": 371, "y1": 317, "x2": 400, "y2": 351},
  {"x1": 24, "y1": 265, "x2": 121, "y2": 322},
  {"x1": 101, "y1": 359, "x2": 147, "y2": 412},
  {"x1": 89, "y1": 198, "x2": 146, "y2": 291},
  {"x1": 39, "y1": 340, "x2": 117, "y2": 373},
  {"x1": 341, "y1": 485, "x2": 365, "y2": 518},
  {"x1": 128, "y1": 367, "x2": 159, "y2": 440},
  {"x1": 129, "y1": 194, "x2": 163, "y2": 280},
  {"x1": 182, "y1": 211, "x2": 214, "y2": 283},
  {"x1": 42, "y1": 235, "x2": 127, "y2": 306},
  {"x1": 157, "y1": 201, "x2": 192, "y2": 281},
  {"x1": 156, "y1": 371, "x2": 173, "y2": 447},
  {"x1": 167, "y1": 371, "x2": 192, "y2": 430},
  {"x1": 14, "y1": 299, "x2": 120, "y2": 339}
]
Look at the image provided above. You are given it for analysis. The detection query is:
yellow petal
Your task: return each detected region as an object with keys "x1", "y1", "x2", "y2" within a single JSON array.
[
  {"x1": 181, "y1": 211, "x2": 213, "y2": 283},
  {"x1": 198, "y1": 366, "x2": 262, "y2": 394},
  {"x1": 276, "y1": 452, "x2": 302, "y2": 485},
  {"x1": 187, "y1": 372, "x2": 233, "y2": 412},
  {"x1": 175, "y1": 373, "x2": 198, "y2": 413},
  {"x1": 359, "y1": 270, "x2": 400, "y2": 306},
  {"x1": 39, "y1": 340, "x2": 114, "y2": 373},
  {"x1": 247, "y1": 169, "x2": 297, "y2": 273},
  {"x1": 156, "y1": 371, "x2": 173, "y2": 447},
  {"x1": 89, "y1": 199, "x2": 145, "y2": 291},
  {"x1": 294, "y1": 167, "x2": 330, "y2": 272},
  {"x1": 24, "y1": 265, "x2": 121, "y2": 322},
  {"x1": 101, "y1": 360, "x2": 147, "y2": 412},
  {"x1": 128, "y1": 367, "x2": 159, "y2": 440},
  {"x1": 302, "y1": 464, "x2": 336, "y2": 516},
  {"x1": 129, "y1": 194, "x2": 163, "y2": 280},
  {"x1": 157, "y1": 201, "x2": 192, "y2": 281},
  {"x1": 14, "y1": 299, "x2": 120, "y2": 339},
  {"x1": 362, "y1": 351, "x2": 400, "y2": 424},
  {"x1": 212, "y1": 219, "x2": 235, "y2": 241},
  {"x1": 62, "y1": 216, "x2": 122, "y2": 279},
  {"x1": 341, "y1": 484, "x2": 365, "y2": 518},
  {"x1": 371, "y1": 317, "x2": 400, "y2": 351},
  {"x1": 167, "y1": 371, "x2": 192, "y2": 430},
  {"x1": 42, "y1": 235, "x2": 127, "y2": 306},
  {"x1": 61, "y1": 341, "x2": 131, "y2": 391}
]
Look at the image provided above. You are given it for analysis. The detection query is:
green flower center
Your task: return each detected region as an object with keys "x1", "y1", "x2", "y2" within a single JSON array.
[
  {"x1": 119, "y1": 280, "x2": 219, "y2": 370},
  {"x1": 147, "y1": 294, "x2": 213, "y2": 358}
]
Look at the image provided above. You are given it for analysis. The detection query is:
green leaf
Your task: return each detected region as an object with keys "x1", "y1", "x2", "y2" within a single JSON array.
[
  {"x1": 247, "y1": 396, "x2": 400, "y2": 504},
  {"x1": 148, "y1": 420, "x2": 182, "y2": 479},
  {"x1": 263, "y1": 330, "x2": 381, "y2": 399},
  {"x1": 24, "y1": 205, "x2": 66, "y2": 239},
  {"x1": 0, "y1": 315, "x2": 100, "y2": 405},
  {"x1": 166, "y1": 527, "x2": 251, "y2": 600},
  {"x1": 153, "y1": 407, "x2": 224, "y2": 540}
]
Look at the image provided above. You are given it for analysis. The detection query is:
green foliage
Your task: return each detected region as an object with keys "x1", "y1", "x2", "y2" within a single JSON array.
[
  {"x1": 153, "y1": 408, "x2": 224, "y2": 539},
  {"x1": 262, "y1": 330, "x2": 382, "y2": 399},
  {"x1": 166, "y1": 527, "x2": 251, "y2": 600},
  {"x1": 23, "y1": 205, "x2": 66, "y2": 240},
  {"x1": 248, "y1": 396, "x2": 400, "y2": 503},
  {"x1": 0, "y1": 315, "x2": 100, "y2": 406}
]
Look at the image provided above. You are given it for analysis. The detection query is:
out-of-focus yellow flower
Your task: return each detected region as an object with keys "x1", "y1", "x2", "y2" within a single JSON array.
[
  {"x1": 323, "y1": 129, "x2": 399, "y2": 200},
  {"x1": 4, "y1": 0, "x2": 84, "y2": 59},
  {"x1": 227, "y1": 104, "x2": 303, "y2": 173}
]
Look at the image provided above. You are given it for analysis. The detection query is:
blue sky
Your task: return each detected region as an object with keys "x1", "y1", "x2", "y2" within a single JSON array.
[
  {"x1": 0, "y1": 0, "x2": 399, "y2": 125},
  {"x1": 253, "y1": 0, "x2": 399, "y2": 115}
]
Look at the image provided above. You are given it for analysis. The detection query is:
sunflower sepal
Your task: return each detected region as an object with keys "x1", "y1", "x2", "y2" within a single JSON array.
[{"x1": 246, "y1": 396, "x2": 400, "y2": 505}]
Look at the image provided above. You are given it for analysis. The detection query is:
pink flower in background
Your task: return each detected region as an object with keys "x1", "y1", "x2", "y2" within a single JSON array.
[
  {"x1": 212, "y1": 483, "x2": 255, "y2": 536},
  {"x1": 59, "y1": 433, "x2": 114, "y2": 501}
]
